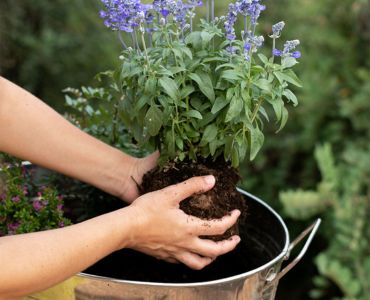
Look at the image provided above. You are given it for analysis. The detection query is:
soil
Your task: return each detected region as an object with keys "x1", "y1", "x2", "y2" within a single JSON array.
[{"x1": 140, "y1": 158, "x2": 247, "y2": 241}]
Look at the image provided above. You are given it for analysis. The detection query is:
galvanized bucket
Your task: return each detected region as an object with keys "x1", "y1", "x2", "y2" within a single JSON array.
[{"x1": 28, "y1": 187, "x2": 321, "y2": 300}]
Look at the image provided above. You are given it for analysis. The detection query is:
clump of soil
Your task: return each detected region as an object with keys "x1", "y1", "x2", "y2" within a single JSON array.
[{"x1": 140, "y1": 158, "x2": 247, "y2": 241}]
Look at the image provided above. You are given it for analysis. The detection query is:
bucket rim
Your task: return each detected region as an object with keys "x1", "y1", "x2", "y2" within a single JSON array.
[{"x1": 79, "y1": 188, "x2": 290, "y2": 287}]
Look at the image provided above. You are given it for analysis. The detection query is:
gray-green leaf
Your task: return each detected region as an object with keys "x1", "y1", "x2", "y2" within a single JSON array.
[
  {"x1": 159, "y1": 77, "x2": 179, "y2": 101},
  {"x1": 144, "y1": 106, "x2": 163, "y2": 136}
]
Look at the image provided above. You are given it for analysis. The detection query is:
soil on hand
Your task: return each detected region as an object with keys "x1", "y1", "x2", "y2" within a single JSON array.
[{"x1": 141, "y1": 158, "x2": 247, "y2": 241}]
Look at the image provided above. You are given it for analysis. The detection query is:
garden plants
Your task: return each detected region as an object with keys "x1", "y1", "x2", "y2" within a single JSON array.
[
  {"x1": 97, "y1": 0, "x2": 302, "y2": 239},
  {"x1": 0, "y1": 157, "x2": 71, "y2": 236}
]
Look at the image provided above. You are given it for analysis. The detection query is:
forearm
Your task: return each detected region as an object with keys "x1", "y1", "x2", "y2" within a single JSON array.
[
  {"x1": 0, "y1": 208, "x2": 133, "y2": 299},
  {"x1": 0, "y1": 76, "x2": 136, "y2": 198}
]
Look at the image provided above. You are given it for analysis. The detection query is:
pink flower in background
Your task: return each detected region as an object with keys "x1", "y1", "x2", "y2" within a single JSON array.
[
  {"x1": 11, "y1": 195, "x2": 21, "y2": 203},
  {"x1": 32, "y1": 200, "x2": 43, "y2": 211}
]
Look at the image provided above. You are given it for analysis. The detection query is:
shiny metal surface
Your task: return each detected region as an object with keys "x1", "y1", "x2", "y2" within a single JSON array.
[{"x1": 25, "y1": 188, "x2": 320, "y2": 300}]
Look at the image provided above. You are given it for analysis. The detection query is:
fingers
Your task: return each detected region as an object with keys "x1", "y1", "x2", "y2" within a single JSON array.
[
  {"x1": 190, "y1": 235, "x2": 241, "y2": 258},
  {"x1": 161, "y1": 175, "x2": 216, "y2": 205},
  {"x1": 176, "y1": 252, "x2": 214, "y2": 270},
  {"x1": 191, "y1": 209, "x2": 241, "y2": 236},
  {"x1": 145, "y1": 151, "x2": 160, "y2": 167}
]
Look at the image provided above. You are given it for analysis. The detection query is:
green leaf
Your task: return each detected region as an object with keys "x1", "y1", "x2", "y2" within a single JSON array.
[
  {"x1": 144, "y1": 78, "x2": 157, "y2": 95},
  {"x1": 267, "y1": 98, "x2": 284, "y2": 121},
  {"x1": 282, "y1": 57, "x2": 298, "y2": 69},
  {"x1": 225, "y1": 97, "x2": 243, "y2": 122},
  {"x1": 144, "y1": 106, "x2": 163, "y2": 136},
  {"x1": 159, "y1": 77, "x2": 179, "y2": 101},
  {"x1": 209, "y1": 140, "x2": 218, "y2": 156},
  {"x1": 188, "y1": 72, "x2": 215, "y2": 102},
  {"x1": 211, "y1": 97, "x2": 228, "y2": 114},
  {"x1": 283, "y1": 89, "x2": 298, "y2": 106},
  {"x1": 250, "y1": 126, "x2": 264, "y2": 160},
  {"x1": 276, "y1": 107, "x2": 288, "y2": 132},
  {"x1": 185, "y1": 31, "x2": 202, "y2": 49},
  {"x1": 274, "y1": 70, "x2": 303, "y2": 87},
  {"x1": 254, "y1": 79, "x2": 272, "y2": 92},
  {"x1": 258, "y1": 53, "x2": 269, "y2": 65},
  {"x1": 175, "y1": 137, "x2": 184, "y2": 150},
  {"x1": 170, "y1": 66, "x2": 186, "y2": 74},
  {"x1": 180, "y1": 86, "x2": 195, "y2": 99},
  {"x1": 200, "y1": 124, "x2": 218, "y2": 146},
  {"x1": 221, "y1": 70, "x2": 243, "y2": 82},
  {"x1": 181, "y1": 47, "x2": 193, "y2": 60},
  {"x1": 134, "y1": 95, "x2": 150, "y2": 111},
  {"x1": 231, "y1": 145, "x2": 240, "y2": 168},
  {"x1": 184, "y1": 110, "x2": 203, "y2": 119}
]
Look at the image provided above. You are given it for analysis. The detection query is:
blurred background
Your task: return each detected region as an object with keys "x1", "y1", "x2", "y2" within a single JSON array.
[{"x1": 0, "y1": 0, "x2": 369, "y2": 299}]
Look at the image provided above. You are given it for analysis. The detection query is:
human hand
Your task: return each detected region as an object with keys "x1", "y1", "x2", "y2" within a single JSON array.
[
  {"x1": 124, "y1": 175, "x2": 241, "y2": 270},
  {"x1": 120, "y1": 151, "x2": 159, "y2": 203}
]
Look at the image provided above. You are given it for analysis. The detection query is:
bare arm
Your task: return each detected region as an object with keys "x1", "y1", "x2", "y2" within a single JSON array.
[
  {"x1": 0, "y1": 176, "x2": 241, "y2": 299},
  {"x1": 0, "y1": 77, "x2": 241, "y2": 298},
  {"x1": 0, "y1": 76, "x2": 156, "y2": 202}
]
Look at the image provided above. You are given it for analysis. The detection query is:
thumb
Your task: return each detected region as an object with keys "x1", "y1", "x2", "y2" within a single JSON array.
[{"x1": 161, "y1": 175, "x2": 216, "y2": 206}]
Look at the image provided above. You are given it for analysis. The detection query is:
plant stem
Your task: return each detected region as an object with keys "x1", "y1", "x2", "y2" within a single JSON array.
[
  {"x1": 141, "y1": 32, "x2": 151, "y2": 68},
  {"x1": 117, "y1": 32, "x2": 127, "y2": 49},
  {"x1": 133, "y1": 30, "x2": 140, "y2": 52},
  {"x1": 206, "y1": 0, "x2": 209, "y2": 22},
  {"x1": 251, "y1": 97, "x2": 263, "y2": 123},
  {"x1": 211, "y1": 0, "x2": 214, "y2": 22}
]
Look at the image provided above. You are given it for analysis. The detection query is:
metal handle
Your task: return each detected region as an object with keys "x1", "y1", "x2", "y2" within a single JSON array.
[{"x1": 267, "y1": 218, "x2": 322, "y2": 282}]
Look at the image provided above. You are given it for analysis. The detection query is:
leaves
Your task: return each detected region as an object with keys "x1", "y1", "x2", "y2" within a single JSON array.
[
  {"x1": 188, "y1": 72, "x2": 215, "y2": 102},
  {"x1": 249, "y1": 126, "x2": 264, "y2": 160},
  {"x1": 159, "y1": 77, "x2": 179, "y2": 101},
  {"x1": 211, "y1": 96, "x2": 228, "y2": 114},
  {"x1": 225, "y1": 97, "x2": 243, "y2": 122},
  {"x1": 144, "y1": 106, "x2": 163, "y2": 136},
  {"x1": 183, "y1": 110, "x2": 203, "y2": 119}
]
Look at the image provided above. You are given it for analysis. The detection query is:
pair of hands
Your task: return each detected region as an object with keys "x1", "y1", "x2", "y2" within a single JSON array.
[{"x1": 117, "y1": 152, "x2": 241, "y2": 270}]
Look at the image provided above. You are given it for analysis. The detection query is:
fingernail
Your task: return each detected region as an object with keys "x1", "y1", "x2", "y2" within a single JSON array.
[
  {"x1": 204, "y1": 175, "x2": 215, "y2": 186},
  {"x1": 235, "y1": 236, "x2": 241, "y2": 243},
  {"x1": 233, "y1": 209, "x2": 241, "y2": 217}
]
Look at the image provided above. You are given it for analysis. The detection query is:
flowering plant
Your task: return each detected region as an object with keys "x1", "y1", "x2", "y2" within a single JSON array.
[
  {"x1": 98, "y1": 0, "x2": 301, "y2": 167},
  {"x1": 0, "y1": 159, "x2": 71, "y2": 236}
]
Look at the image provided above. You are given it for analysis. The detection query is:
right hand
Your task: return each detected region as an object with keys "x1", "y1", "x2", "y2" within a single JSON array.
[{"x1": 125, "y1": 175, "x2": 241, "y2": 270}]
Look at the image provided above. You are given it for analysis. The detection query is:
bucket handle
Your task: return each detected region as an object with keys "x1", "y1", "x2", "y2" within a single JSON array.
[{"x1": 266, "y1": 218, "x2": 321, "y2": 282}]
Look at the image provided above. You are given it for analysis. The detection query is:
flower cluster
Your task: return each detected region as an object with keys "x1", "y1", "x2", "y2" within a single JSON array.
[
  {"x1": 100, "y1": 0, "x2": 202, "y2": 35},
  {"x1": 0, "y1": 162, "x2": 71, "y2": 236},
  {"x1": 99, "y1": 0, "x2": 146, "y2": 32}
]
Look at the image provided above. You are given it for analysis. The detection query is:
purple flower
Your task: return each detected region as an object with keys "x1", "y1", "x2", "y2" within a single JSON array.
[
  {"x1": 11, "y1": 196, "x2": 20, "y2": 203},
  {"x1": 272, "y1": 21, "x2": 285, "y2": 37},
  {"x1": 244, "y1": 42, "x2": 252, "y2": 51},
  {"x1": 7, "y1": 222, "x2": 20, "y2": 234},
  {"x1": 283, "y1": 39, "x2": 300, "y2": 55},
  {"x1": 99, "y1": 0, "x2": 147, "y2": 32},
  {"x1": 161, "y1": 9, "x2": 170, "y2": 17},
  {"x1": 272, "y1": 48, "x2": 282, "y2": 56},
  {"x1": 57, "y1": 204, "x2": 64, "y2": 211},
  {"x1": 239, "y1": 0, "x2": 266, "y2": 25},
  {"x1": 33, "y1": 200, "x2": 44, "y2": 212},
  {"x1": 226, "y1": 46, "x2": 239, "y2": 54},
  {"x1": 224, "y1": 3, "x2": 239, "y2": 41},
  {"x1": 58, "y1": 221, "x2": 65, "y2": 228},
  {"x1": 243, "y1": 31, "x2": 264, "y2": 53},
  {"x1": 291, "y1": 51, "x2": 301, "y2": 58}
]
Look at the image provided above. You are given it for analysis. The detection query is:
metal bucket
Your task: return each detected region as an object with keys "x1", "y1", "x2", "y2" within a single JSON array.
[{"x1": 27, "y1": 187, "x2": 321, "y2": 300}]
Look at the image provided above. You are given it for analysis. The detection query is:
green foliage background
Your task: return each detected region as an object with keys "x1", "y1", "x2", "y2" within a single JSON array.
[{"x1": 1, "y1": 0, "x2": 369, "y2": 299}]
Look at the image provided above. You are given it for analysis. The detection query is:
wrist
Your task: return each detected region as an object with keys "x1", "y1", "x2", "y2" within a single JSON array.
[{"x1": 101, "y1": 149, "x2": 138, "y2": 201}]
